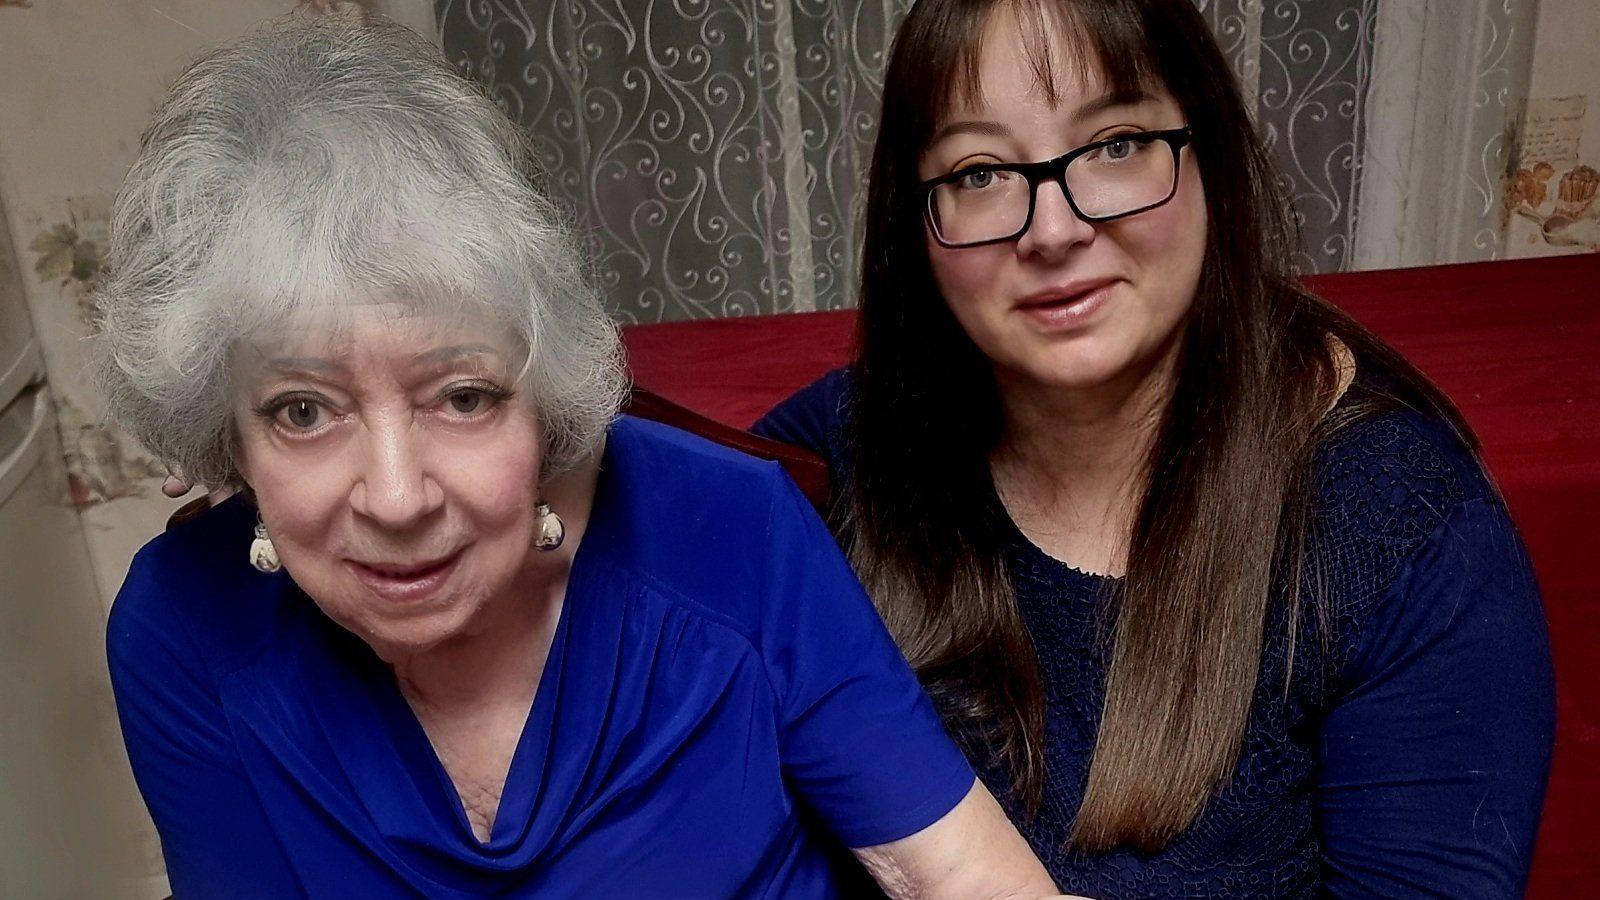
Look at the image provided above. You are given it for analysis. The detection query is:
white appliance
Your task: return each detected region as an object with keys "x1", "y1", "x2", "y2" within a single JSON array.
[{"x1": 0, "y1": 194, "x2": 161, "y2": 895}]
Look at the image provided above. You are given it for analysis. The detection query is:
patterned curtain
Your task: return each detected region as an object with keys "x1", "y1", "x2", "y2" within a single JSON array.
[
  {"x1": 1196, "y1": 0, "x2": 1377, "y2": 273},
  {"x1": 1349, "y1": 0, "x2": 1538, "y2": 268},
  {"x1": 439, "y1": 0, "x2": 1536, "y2": 322},
  {"x1": 1199, "y1": 0, "x2": 1538, "y2": 272},
  {"x1": 437, "y1": 0, "x2": 912, "y2": 323}
]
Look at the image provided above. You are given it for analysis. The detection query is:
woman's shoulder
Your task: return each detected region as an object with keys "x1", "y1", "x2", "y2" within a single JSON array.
[
  {"x1": 1299, "y1": 386, "x2": 1550, "y2": 764},
  {"x1": 601, "y1": 415, "x2": 844, "y2": 635},
  {"x1": 107, "y1": 496, "x2": 292, "y2": 683},
  {"x1": 1311, "y1": 388, "x2": 1493, "y2": 539},
  {"x1": 610, "y1": 414, "x2": 806, "y2": 507},
  {"x1": 1304, "y1": 382, "x2": 1534, "y2": 664},
  {"x1": 750, "y1": 368, "x2": 853, "y2": 465}
]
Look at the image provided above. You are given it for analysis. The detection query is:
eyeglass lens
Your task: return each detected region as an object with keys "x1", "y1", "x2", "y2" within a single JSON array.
[{"x1": 930, "y1": 136, "x2": 1178, "y2": 246}]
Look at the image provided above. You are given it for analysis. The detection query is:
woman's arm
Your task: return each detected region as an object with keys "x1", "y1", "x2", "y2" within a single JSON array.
[
  {"x1": 855, "y1": 780, "x2": 1077, "y2": 900},
  {"x1": 752, "y1": 465, "x2": 1077, "y2": 898},
  {"x1": 1317, "y1": 497, "x2": 1554, "y2": 897}
]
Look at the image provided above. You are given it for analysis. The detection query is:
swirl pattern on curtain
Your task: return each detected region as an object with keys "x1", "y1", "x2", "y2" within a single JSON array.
[
  {"x1": 437, "y1": 0, "x2": 910, "y2": 323},
  {"x1": 1197, "y1": 0, "x2": 1375, "y2": 274}
]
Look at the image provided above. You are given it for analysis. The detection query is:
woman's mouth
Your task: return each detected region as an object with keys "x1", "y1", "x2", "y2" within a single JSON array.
[
  {"x1": 346, "y1": 550, "x2": 463, "y2": 605},
  {"x1": 1014, "y1": 278, "x2": 1119, "y2": 331}
]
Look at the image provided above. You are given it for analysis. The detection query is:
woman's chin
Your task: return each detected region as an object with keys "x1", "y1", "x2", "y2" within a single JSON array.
[
  {"x1": 351, "y1": 614, "x2": 464, "y2": 663},
  {"x1": 998, "y1": 324, "x2": 1182, "y2": 397},
  {"x1": 318, "y1": 587, "x2": 480, "y2": 662},
  {"x1": 1005, "y1": 344, "x2": 1140, "y2": 394}
]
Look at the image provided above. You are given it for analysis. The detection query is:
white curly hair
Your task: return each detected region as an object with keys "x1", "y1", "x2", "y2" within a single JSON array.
[{"x1": 97, "y1": 13, "x2": 625, "y2": 488}]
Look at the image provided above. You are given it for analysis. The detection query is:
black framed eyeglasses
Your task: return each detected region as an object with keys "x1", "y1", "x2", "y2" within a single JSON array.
[{"x1": 918, "y1": 126, "x2": 1192, "y2": 248}]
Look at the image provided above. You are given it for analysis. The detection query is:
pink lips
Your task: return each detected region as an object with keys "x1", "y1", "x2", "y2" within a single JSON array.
[
  {"x1": 1013, "y1": 278, "x2": 1120, "y2": 331},
  {"x1": 346, "y1": 551, "x2": 462, "y2": 605}
]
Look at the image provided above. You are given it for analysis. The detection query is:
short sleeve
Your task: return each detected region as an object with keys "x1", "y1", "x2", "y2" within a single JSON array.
[
  {"x1": 753, "y1": 468, "x2": 975, "y2": 848},
  {"x1": 107, "y1": 548, "x2": 304, "y2": 898},
  {"x1": 1317, "y1": 497, "x2": 1555, "y2": 898}
]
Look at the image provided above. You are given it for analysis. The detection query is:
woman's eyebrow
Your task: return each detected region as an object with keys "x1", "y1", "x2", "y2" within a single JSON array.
[
  {"x1": 410, "y1": 343, "x2": 505, "y2": 367},
  {"x1": 1070, "y1": 86, "x2": 1156, "y2": 124},
  {"x1": 266, "y1": 356, "x2": 348, "y2": 376},
  {"x1": 928, "y1": 119, "x2": 1011, "y2": 147}
]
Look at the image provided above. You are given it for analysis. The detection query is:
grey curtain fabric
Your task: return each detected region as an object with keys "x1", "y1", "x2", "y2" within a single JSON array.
[
  {"x1": 1202, "y1": 0, "x2": 1539, "y2": 273},
  {"x1": 437, "y1": 0, "x2": 911, "y2": 323},
  {"x1": 1197, "y1": 0, "x2": 1373, "y2": 274},
  {"x1": 438, "y1": 0, "x2": 1530, "y2": 321},
  {"x1": 1350, "y1": 0, "x2": 1538, "y2": 269}
]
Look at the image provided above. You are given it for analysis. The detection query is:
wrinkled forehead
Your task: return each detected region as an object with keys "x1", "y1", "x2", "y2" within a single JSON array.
[{"x1": 232, "y1": 297, "x2": 528, "y2": 384}]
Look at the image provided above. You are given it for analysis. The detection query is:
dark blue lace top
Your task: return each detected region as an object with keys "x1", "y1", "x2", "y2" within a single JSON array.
[{"x1": 754, "y1": 368, "x2": 1555, "y2": 899}]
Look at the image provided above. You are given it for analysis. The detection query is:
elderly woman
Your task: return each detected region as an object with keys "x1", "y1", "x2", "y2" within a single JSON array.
[{"x1": 99, "y1": 15, "x2": 1065, "y2": 899}]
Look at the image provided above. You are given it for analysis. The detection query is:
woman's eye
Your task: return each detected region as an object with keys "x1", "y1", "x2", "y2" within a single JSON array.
[
  {"x1": 279, "y1": 399, "x2": 324, "y2": 430},
  {"x1": 1095, "y1": 136, "x2": 1155, "y2": 163},
  {"x1": 449, "y1": 390, "x2": 481, "y2": 414},
  {"x1": 445, "y1": 389, "x2": 492, "y2": 416},
  {"x1": 958, "y1": 169, "x2": 1008, "y2": 190}
]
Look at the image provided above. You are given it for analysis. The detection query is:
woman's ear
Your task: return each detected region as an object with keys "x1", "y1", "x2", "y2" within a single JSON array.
[{"x1": 161, "y1": 474, "x2": 194, "y2": 499}]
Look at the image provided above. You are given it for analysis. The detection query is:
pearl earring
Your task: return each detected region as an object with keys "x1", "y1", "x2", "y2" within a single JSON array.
[
  {"x1": 534, "y1": 501, "x2": 565, "y2": 551},
  {"x1": 249, "y1": 513, "x2": 282, "y2": 573}
]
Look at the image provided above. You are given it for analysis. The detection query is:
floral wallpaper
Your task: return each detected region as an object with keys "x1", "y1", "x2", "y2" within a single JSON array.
[
  {"x1": 21, "y1": 197, "x2": 168, "y2": 508},
  {"x1": 29, "y1": 202, "x2": 104, "y2": 293}
]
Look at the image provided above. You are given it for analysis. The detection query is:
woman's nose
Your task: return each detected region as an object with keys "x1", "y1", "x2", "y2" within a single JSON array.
[
  {"x1": 348, "y1": 418, "x2": 444, "y2": 528},
  {"x1": 1016, "y1": 177, "x2": 1095, "y2": 259}
]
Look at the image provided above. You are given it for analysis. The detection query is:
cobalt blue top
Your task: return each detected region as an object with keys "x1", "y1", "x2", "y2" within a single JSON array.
[
  {"x1": 754, "y1": 368, "x2": 1556, "y2": 899},
  {"x1": 107, "y1": 416, "x2": 975, "y2": 899}
]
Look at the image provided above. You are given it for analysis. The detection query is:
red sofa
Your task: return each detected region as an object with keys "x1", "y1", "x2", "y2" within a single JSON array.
[{"x1": 622, "y1": 254, "x2": 1600, "y2": 895}]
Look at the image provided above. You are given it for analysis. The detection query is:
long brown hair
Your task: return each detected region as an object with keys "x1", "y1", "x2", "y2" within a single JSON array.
[{"x1": 842, "y1": 0, "x2": 1471, "y2": 852}]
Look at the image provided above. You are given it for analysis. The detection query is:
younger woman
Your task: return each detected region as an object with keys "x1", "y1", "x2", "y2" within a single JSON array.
[{"x1": 757, "y1": 1, "x2": 1555, "y2": 895}]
